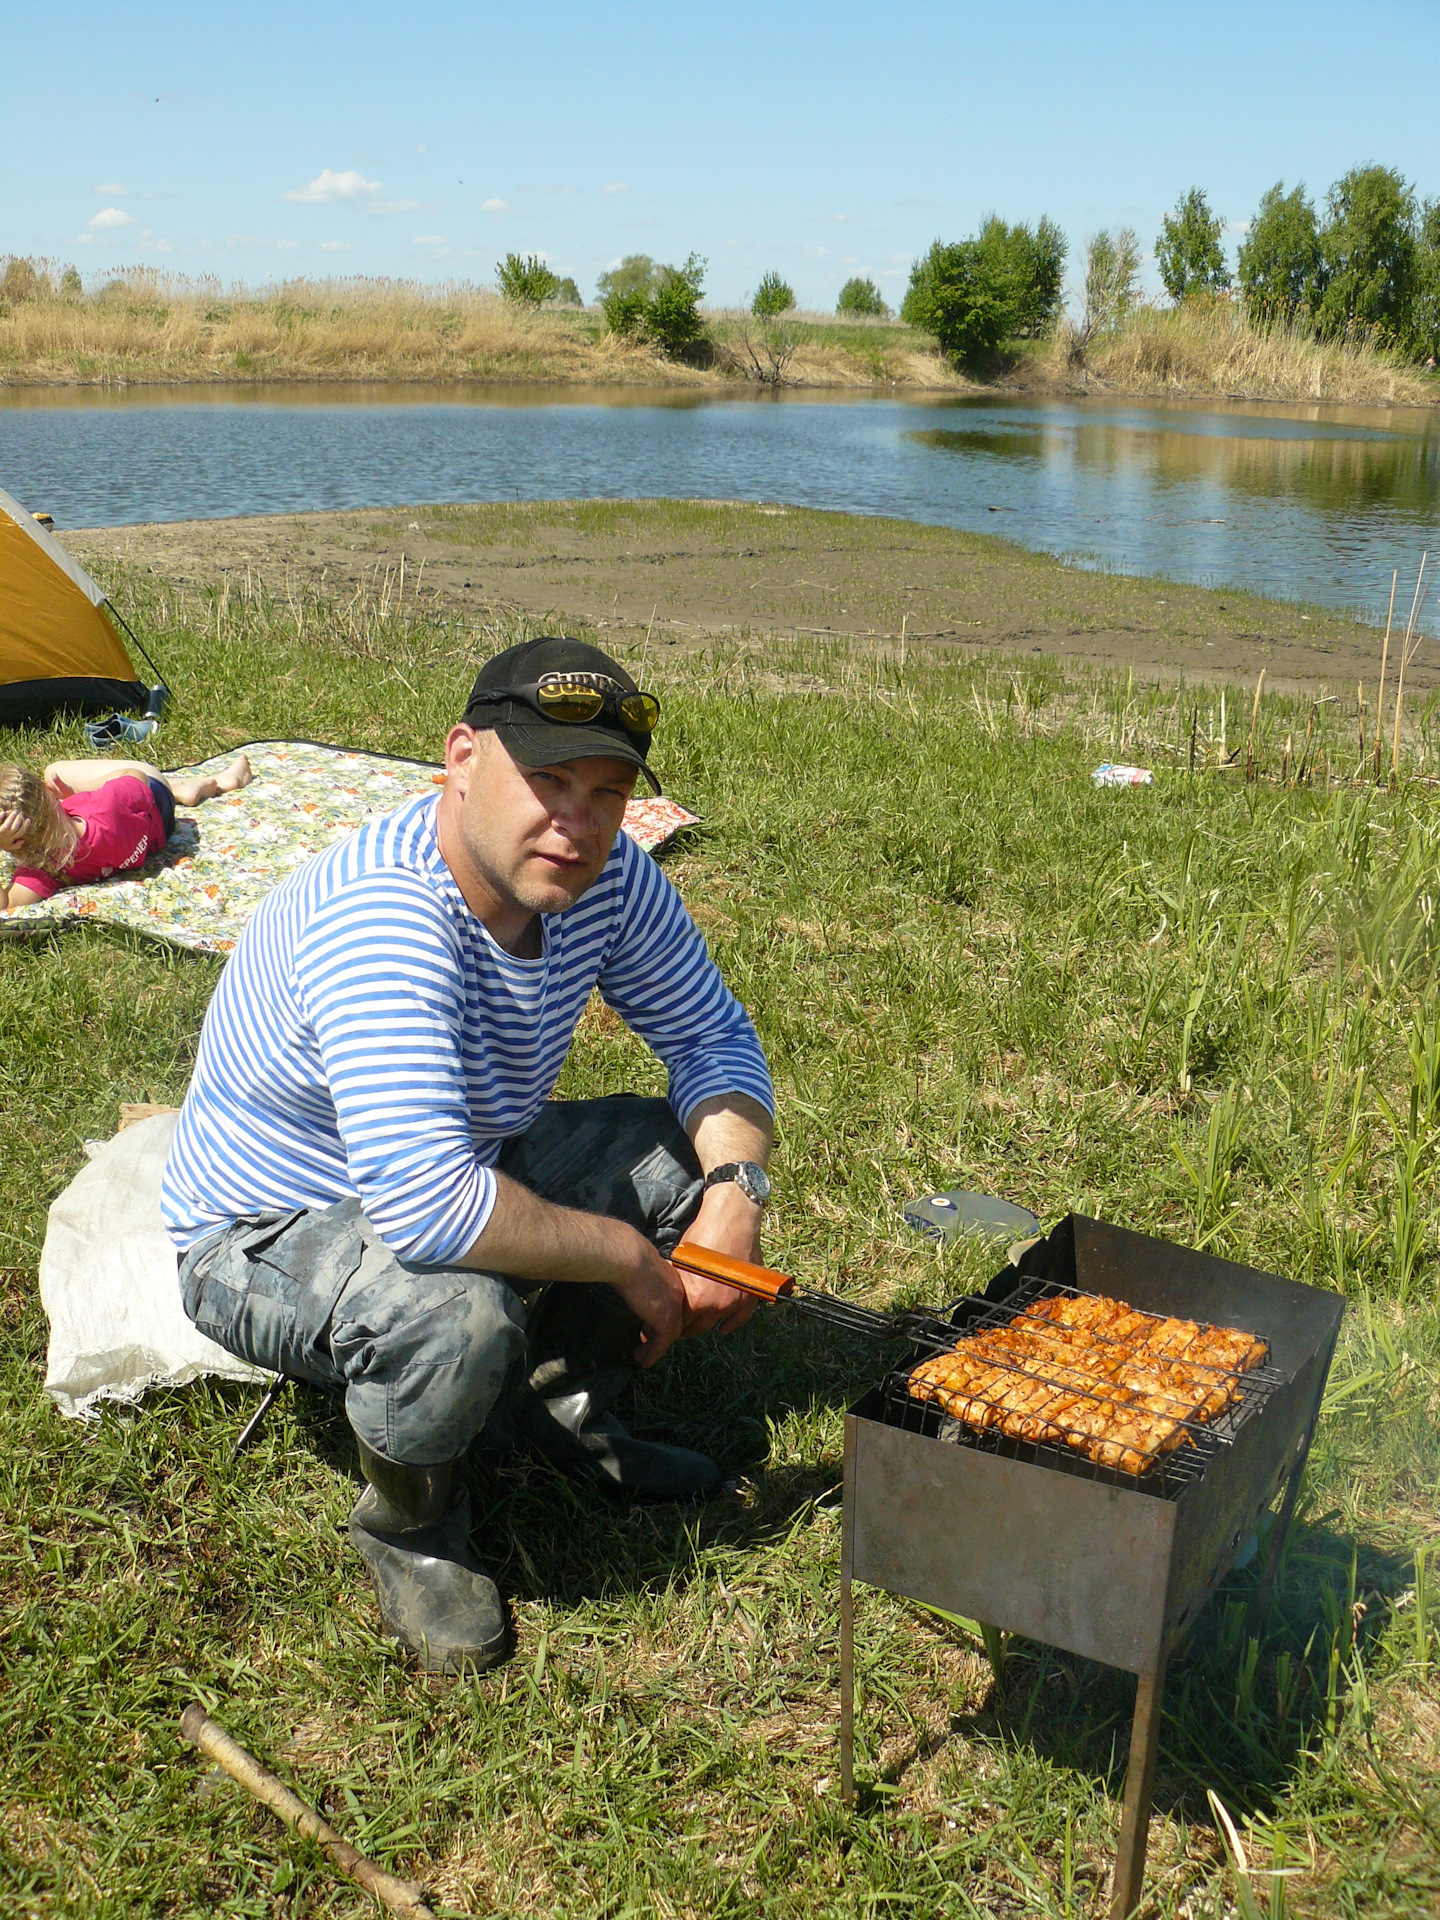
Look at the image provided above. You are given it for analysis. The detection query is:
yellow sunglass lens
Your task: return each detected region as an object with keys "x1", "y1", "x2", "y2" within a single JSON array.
[
  {"x1": 537, "y1": 685, "x2": 604, "y2": 721},
  {"x1": 619, "y1": 694, "x2": 660, "y2": 732}
]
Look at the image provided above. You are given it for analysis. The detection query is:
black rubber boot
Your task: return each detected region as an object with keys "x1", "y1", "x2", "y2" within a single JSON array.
[
  {"x1": 506, "y1": 1284, "x2": 722, "y2": 1503},
  {"x1": 348, "y1": 1441, "x2": 508, "y2": 1673}
]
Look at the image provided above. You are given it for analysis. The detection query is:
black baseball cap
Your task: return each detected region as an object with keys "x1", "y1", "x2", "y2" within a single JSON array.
[{"x1": 463, "y1": 636, "x2": 662, "y2": 793}]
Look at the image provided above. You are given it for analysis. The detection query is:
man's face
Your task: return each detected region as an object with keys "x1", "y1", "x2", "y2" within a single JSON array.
[{"x1": 440, "y1": 726, "x2": 640, "y2": 919}]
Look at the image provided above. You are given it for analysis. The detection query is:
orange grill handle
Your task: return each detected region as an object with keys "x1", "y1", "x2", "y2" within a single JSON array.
[{"x1": 669, "y1": 1241, "x2": 795, "y2": 1301}]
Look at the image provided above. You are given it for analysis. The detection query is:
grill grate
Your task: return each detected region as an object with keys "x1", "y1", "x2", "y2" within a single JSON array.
[{"x1": 869, "y1": 1277, "x2": 1286, "y2": 1499}]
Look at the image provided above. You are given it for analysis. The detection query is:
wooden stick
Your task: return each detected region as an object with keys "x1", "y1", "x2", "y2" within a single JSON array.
[
  {"x1": 1374, "y1": 570, "x2": 1398, "y2": 779},
  {"x1": 180, "y1": 1705, "x2": 434, "y2": 1919},
  {"x1": 1392, "y1": 553, "x2": 1430, "y2": 777}
]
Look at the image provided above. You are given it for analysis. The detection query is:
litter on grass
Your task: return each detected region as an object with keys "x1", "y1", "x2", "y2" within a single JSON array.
[
  {"x1": 902, "y1": 1189, "x2": 1041, "y2": 1246},
  {"x1": 1092, "y1": 763, "x2": 1154, "y2": 787}
]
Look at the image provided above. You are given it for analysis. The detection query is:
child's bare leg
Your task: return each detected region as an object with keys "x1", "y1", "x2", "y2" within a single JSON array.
[{"x1": 164, "y1": 754, "x2": 253, "y2": 808}]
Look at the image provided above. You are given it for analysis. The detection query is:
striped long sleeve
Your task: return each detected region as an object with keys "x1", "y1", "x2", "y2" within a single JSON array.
[{"x1": 162, "y1": 794, "x2": 773, "y2": 1264}]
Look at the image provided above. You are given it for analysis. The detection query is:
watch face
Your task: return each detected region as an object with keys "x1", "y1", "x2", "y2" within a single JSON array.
[{"x1": 736, "y1": 1161, "x2": 771, "y2": 1204}]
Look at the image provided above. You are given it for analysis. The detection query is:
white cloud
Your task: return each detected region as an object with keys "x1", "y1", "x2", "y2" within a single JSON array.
[
  {"x1": 320, "y1": 240, "x2": 351, "y2": 252},
  {"x1": 415, "y1": 234, "x2": 449, "y2": 251},
  {"x1": 95, "y1": 182, "x2": 129, "y2": 197},
  {"x1": 372, "y1": 198, "x2": 421, "y2": 215},
  {"x1": 482, "y1": 197, "x2": 510, "y2": 213},
  {"x1": 603, "y1": 182, "x2": 628, "y2": 195},
  {"x1": 87, "y1": 206, "x2": 136, "y2": 232},
  {"x1": 282, "y1": 168, "x2": 380, "y2": 204}
]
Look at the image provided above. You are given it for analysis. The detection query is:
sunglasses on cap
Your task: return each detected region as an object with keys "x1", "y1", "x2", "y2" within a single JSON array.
[{"x1": 469, "y1": 670, "x2": 661, "y2": 735}]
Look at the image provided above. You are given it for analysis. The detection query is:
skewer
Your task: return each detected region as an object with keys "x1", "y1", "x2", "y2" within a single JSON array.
[{"x1": 668, "y1": 1244, "x2": 1272, "y2": 1434}]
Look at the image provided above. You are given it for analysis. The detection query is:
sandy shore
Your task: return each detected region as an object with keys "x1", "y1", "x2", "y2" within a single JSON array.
[{"x1": 67, "y1": 498, "x2": 1426, "y2": 699}]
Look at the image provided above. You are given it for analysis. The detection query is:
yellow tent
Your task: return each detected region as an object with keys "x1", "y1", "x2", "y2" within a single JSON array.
[{"x1": 0, "y1": 485, "x2": 147, "y2": 727}]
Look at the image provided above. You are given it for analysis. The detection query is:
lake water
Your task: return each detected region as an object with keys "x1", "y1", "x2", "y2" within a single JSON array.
[{"x1": 2, "y1": 383, "x2": 1437, "y2": 632}]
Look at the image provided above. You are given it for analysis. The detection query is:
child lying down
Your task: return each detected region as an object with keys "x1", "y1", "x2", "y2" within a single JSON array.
[{"x1": 0, "y1": 754, "x2": 252, "y2": 911}]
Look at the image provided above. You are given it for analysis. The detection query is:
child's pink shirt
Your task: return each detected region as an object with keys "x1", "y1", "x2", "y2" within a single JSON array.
[{"x1": 11, "y1": 775, "x2": 166, "y2": 901}]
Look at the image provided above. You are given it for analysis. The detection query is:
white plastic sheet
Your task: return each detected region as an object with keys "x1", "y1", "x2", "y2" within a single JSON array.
[{"x1": 40, "y1": 1111, "x2": 269, "y2": 1419}]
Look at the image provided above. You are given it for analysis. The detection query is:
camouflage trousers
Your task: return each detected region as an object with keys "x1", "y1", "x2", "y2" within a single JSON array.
[{"x1": 177, "y1": 1096, "x2": 704, "y2": 1466}]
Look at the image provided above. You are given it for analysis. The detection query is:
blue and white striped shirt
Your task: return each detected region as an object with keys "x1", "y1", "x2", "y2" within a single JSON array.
[{"x1": 161, "y1": 793, "x2": 773, "y2": 1262}]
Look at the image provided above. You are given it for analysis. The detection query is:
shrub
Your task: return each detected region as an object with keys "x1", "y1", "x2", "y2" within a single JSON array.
[
  {"x1": 58, "y1": 265, "x2": 83, "y2": 299},
  {"x1": 1317, "y1": 165, "x2": 1417, "y2": 344},
  {"x1": 901, "y1": 215, "x2": 1066, "y2": 361},
  {"x1": 595, "y1": 255, "x2": 660, "y2": 303},
  {"x1": 836, "y1": 276, "x2": 888, "y2": 318},
  {"x1": 1155, "y1": 189, "x2": 1231, "y2": 303},
  {"x1": 647, "y1": 254, "x2": 707, "y2": 356},
  {"x1": 901, "y1": 239, "x2": 1012, "y2": 362},
  {"x1": 496, "y1": 253, "x2": 560, "y2": 307},
  {"x1": 602, "y1": 288, "x2": 649, "y2": 338},
  {"x1": 1238, "y1": 182, "x2": 1322, "y2": 325},
  {"x1": 600, "y1": 254, "x2": 708, "y2": 357},
  {"x1": 752, "y1": 271, "x2": 796, "y2": 319}
]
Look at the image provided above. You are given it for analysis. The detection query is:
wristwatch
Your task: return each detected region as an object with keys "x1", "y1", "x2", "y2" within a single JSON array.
[{"x1": 703, "y1": 1160, "x2": 771, "y2": 1207}]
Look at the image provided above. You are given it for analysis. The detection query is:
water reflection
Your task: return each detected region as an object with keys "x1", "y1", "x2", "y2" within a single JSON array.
[{"x1": 1, "y1": 385, "x2": 1437, "y2": 630}]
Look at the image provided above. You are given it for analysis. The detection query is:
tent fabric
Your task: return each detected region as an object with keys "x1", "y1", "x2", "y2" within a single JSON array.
[
  {"x1": 0, "y1": 674, "x2": 148, "y2": 728},
  {"x1": 0, "y1": 485, "x2": 144, "y2": 726}
]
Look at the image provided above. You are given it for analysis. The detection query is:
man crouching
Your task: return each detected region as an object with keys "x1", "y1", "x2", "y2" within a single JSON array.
[{"x1": 162, "y1": 637, "x2": 773, "y2": 1672}]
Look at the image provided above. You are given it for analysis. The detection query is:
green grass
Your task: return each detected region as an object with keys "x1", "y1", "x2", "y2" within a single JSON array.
[{"x1": 2, "y1": 558, "x2": 1439, "y2": 1915}]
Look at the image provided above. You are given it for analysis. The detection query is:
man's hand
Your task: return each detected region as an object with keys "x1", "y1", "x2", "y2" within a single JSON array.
[
  {"x1": 673, "y1": 1173, "x2": 766, "y2": 1340},
  {"x1": 604, "y1": 1227, "x2": 689, "y2": 1367},
  {"x1": 0, "y1": 810, "x2": 31, "y2": 857},
  {"x1": 678, "y1": 1090, "x2": 775, "y2": 1340}
]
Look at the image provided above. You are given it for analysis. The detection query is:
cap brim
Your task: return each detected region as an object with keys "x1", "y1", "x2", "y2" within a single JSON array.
[{"x1": 495, "y1": 720, "x2": 662, "y2": 794}]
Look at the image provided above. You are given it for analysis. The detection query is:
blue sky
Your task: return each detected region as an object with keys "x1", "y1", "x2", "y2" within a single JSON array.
[{"x1": 5, "y1": 0, "x2": 1439, "y2": 310}]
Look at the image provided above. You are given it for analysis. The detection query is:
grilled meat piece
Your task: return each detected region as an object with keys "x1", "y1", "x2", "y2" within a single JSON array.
[{"x1": 907, "y1": 1289, "x2": 1266, "y2": 1476}]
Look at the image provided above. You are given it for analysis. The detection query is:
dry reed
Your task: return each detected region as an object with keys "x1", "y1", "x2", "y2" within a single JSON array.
[{"x1": 1058, "y1": 299, "x2": 1436, "y2": 408}]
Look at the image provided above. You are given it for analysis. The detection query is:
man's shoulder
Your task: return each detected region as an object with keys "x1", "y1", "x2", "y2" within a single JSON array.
[{"x1": 256, "y1": 795, "x2": 458, "y2": 942}]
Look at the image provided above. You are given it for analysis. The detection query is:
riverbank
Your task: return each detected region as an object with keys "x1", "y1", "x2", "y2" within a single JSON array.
[
  {"x1": 3, "y1": 275, "x2": 1436, "y2": 407},
  {"x1": 68, "y1": 497, "x2": 1440, "y2": 705}
]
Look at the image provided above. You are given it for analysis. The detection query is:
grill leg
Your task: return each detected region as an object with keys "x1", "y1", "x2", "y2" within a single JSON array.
[
  {"x1": 1111, "y1": 1655, "x2": 1166, "y2": 1920},
  {"x1": 840, "y1": 1567, "x2": 854, "y2": 1805}
]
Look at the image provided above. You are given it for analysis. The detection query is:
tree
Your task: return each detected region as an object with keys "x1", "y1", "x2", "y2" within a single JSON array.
[
  {"x1": 974, "y1": 215, "x2": 1067, "y2": 335},
  {"x1": 1412, "y1": 200, "x2": 1440, "y2": 362},
  {"x1": 752, "y1": 271, "x2": 796, "y2": 319},
  {"x1": 552, "y1": 276, "x2": 583, "y2": 307},
  {"x1": 1237, "y1": 182, "x2": 1321, "y2": 325},
  {"x1": 1080, "y1": 229, "x2": 1141, "y2": 341},
  {"x1": 901, "y1": 216, "x2": 1066, "y2": 362},
  {"x1": 1155, "y1": 189, "x2": 1230, "y2": 303},
  {"x1": 836, "y1": 276, "x2": 888, "y2": 318},
  {"x1": 595, "y1": 255, "x2": 660, "y2": 303},
  {"x1": 496, "y1": 253, "x2": 559, "y2": 307},
  {"x1": 1317, "y1": 165, "x2": 1417, "y2": 344},
  {"x1": 58, "y1": 265, "x2": 83, "y2": 299},
  {"x1": 1, "y1": 256, "x2": 44, "y2": 303}
]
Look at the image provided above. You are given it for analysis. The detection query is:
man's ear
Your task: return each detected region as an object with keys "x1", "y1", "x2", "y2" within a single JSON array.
[{"x1": 443, "y1": 724, "x2": 484, "y2": 796}]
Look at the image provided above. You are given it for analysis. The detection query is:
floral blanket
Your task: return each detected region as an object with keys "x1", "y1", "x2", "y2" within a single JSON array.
[{"x1": 0, "y1": 741, "x2": 699, "y2": 957}]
